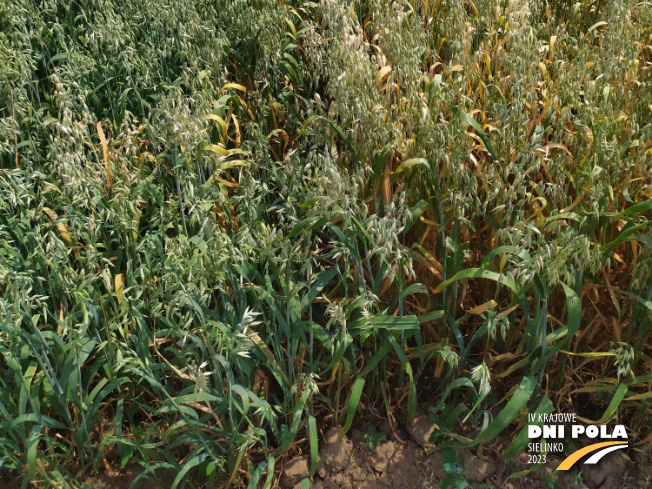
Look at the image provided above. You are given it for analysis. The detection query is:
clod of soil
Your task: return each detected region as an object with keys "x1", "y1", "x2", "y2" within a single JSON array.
[
  {"x1": 312, "y1": 428, "x2": 436, "y2": 489},
  {"x1": 320, "y1": 428, "x2": 353, "y2": 474},
  {"x1": 463, "y1": 453, "x2": 496, "y2": 483},
  {"x1": 581, "y1": 448, "x2": 628, "y2": 488},
  {"x1": 310, "y1": 480, "x2": 339, "y2": 489},
  {"x1": 369, "y1": 440, "x2": 397, "y2": 473},
  {"x1": 324, "y1": 426, "x2": 340, "y2": 444},
  {"x1": 281, "y1": 457, "x2": 310, "y2": 488},
  {"x1": 407, "y1": 417, "x2": 437, "y2": 447}
]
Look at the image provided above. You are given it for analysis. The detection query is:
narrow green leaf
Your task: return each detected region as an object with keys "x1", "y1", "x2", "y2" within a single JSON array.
[
  {"x1": 404, "y1": 363, "x2": 417, "y2": 425},
  {"x1": 263, "y1": 456, "x2": 275, "y2": 489},
  {"x1": 449, "y1": 105, "x2": 498, "y2": 160},
  {"x1": 172, "y1": 452, "x2": 208, "y2": 489},
  {"x1": 473, "y1": 376, "x2": 536, "y2": 445},
  {"x1": 502, "y1": 396, "x2": 554, "y2": 459},
  {"x1": 340, "y1": 377, "x2": 365, "y2": 437},
  {"x1": 247, "y1": 460, "x2": 267, "y2": 489},
  {"x1": 27, "y1": 425, "x2": 40, "y2": 479},
  {"x1": 598, "y1": 383, "x2": 628, "y2": 423},
  {"x1": 619, "y1": 199, "x2": 652, "y2": 216},
  {"x1": 308, "y1": 415, "x2": 318, "y2": 477},
  {"x1": 352, "y1": 315, "x2": 419, "y2": 332},
  {"x1": 405, "y1": 199, "x2": 429, "y2": 233},
  {"x1": 359, "y1": 339, "x2": 394, "y2": 376},
  {"x1": 417, "y1": 310, "x2": 444, "y2": 323}
]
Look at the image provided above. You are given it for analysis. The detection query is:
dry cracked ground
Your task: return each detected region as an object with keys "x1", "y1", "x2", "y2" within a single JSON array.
[{"x1": 280, "y1": 419, "x2": 651, "y2": 489}]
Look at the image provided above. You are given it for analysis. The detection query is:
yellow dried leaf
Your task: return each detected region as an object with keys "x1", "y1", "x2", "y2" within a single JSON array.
[
  {"x1": 42, "y1": 206, "x2": 57, "y2": 222},
  {"x1": 232, "y1": 114, "x2": 241, "y2": 147},
  {"x1": 467, "y1": 300, "x2": 498, "y2": 315},
  {"x1": 213, "y1": 176, "x2": 240, "y2": 189},
  {"x1": 377, "y1": 65, "x2": 392, "y2": 85},
  {"x1": 538, "y1": 62, "x2": 547, "y2": 76},
  {"x1": 285, "y1": 18, "x2": 296, "y2": 36},
  {"x1": 205, "y1": 114, "x2": 227, "y2": 140},
  {"x1": 499, "y1": 253, "x2": 507, "y2": 273},
  {"x1": 588, "y1": 21, "x2": 608, "y2": 33},
  {"x1": 542, "y1": 143, "x2": 572, "y2": 157},
  {"x1": 222, "y1": 83, "x2": 247, "y2": 93},
  {"x1": 482, "y1": 52, "x2": 492, "y2": 77},
  {"x1": 43, "y1": 207, "x2": 75, "y2": 250},
  {"x1": 115, "y1": 273, "x2": 124, "y2": 304},
  {"x1": 97, "y1": 122, "x2": 112, "y2": 189},
  {"x1": 132, "y1": 212, "x2": 141, "y2": 241},
  {"x1": 204, "y1": 144, "x2": 230, "y2": 157}
]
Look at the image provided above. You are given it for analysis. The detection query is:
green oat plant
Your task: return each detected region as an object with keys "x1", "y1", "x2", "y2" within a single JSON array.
[
  {"x1": 309, "y1": 0, "x2": 651, "y2": 457},
  {"x1": 1, "y1": 0, "x2": 651, "y2": 487},
  {"x1": 0, "y1": 0, "x2": 429, "y2": 486}
]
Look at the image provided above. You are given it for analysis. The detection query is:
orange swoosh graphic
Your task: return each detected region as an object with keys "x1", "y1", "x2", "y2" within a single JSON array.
[{"x1": 556, "y1": 441, "x2": 628, "y2": 471}]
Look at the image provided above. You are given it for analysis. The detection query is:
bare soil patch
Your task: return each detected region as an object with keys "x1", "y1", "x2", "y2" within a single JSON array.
[{"x1": 280, "y1": 422, "x2": 651, "y2": 489}]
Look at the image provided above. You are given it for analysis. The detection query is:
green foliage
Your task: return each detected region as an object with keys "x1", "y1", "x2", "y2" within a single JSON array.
[
  {"x1": 363, "y1": 424, "x2": 386, "y2": 452},
  {"x1": 1, "y1": 0, "x2": 651, "y2": 487}
]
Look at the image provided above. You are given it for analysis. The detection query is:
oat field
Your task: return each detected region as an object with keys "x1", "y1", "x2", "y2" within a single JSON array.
[{"x1": 0, "y1": 0, "x2": 651, "y2": 487}]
